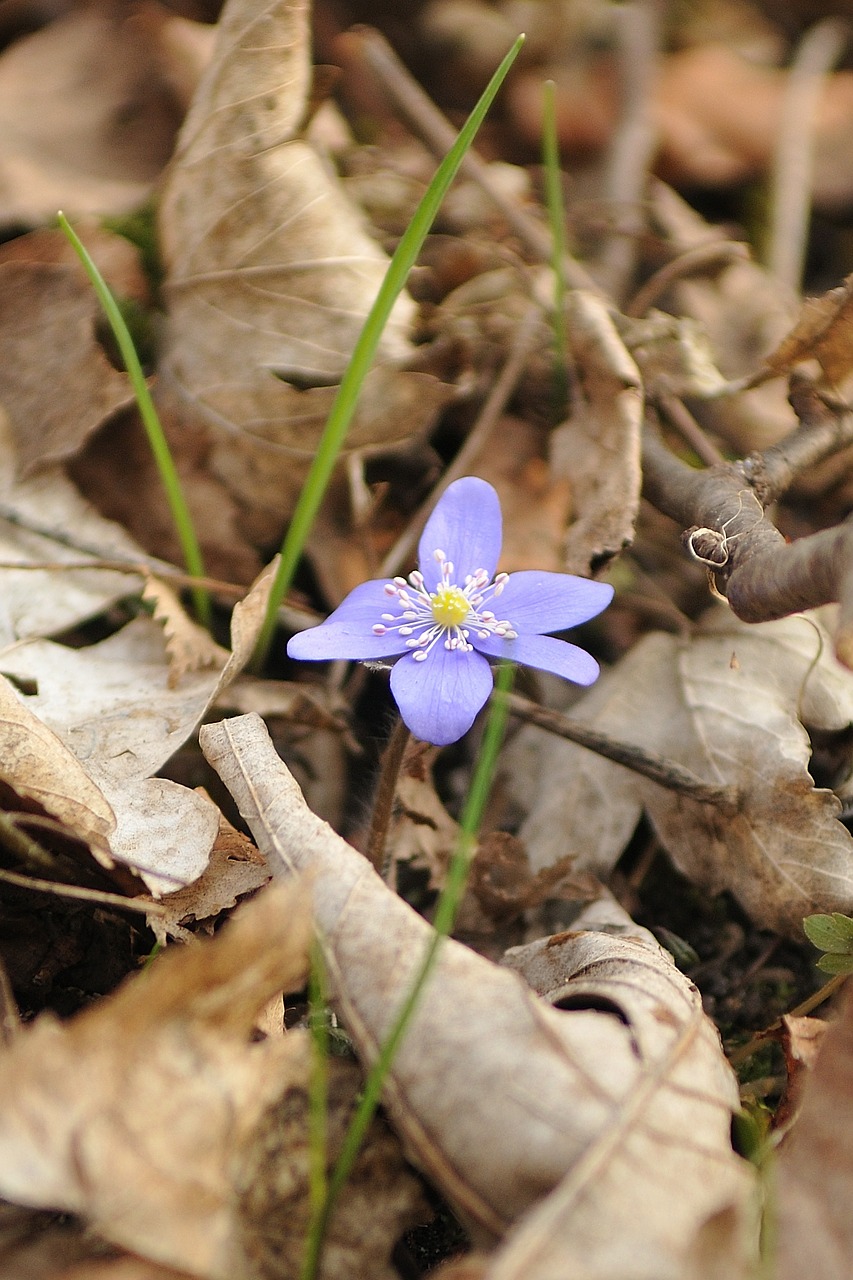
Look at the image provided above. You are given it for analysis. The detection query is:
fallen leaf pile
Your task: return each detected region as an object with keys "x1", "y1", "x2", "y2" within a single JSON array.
[{"x1": 6, "y1": 0, "x2": 853, "y2": 1277}]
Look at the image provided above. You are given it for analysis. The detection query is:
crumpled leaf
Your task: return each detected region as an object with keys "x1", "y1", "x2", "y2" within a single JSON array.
[
  {"x1": 776, "y1": 982, "x2": 853, "y2": 1280},
  {"x1": 0, "y1": 881, "x2": 424, "y2": 1280},
  {"x1": 503, "y1": 610, "x2": 853, "y2": 935},
  {"x1": 157, "y1": 0, "x2": 449, "y2": 541},
  {"x1": 478, "y1": 927, "x2": 757, "y2": 1280},
  {"x1": 200, "y1": 713, "x2": 755, "y2": 1268},
  {"x1": 551, "y1": 291, "x2": 642, "y2": 573},
  {"x1": 0, "y1": 559, "x2": 279, "y2": 892},
  {"x1": 760, "y1": 271, "x2": 853, "y2": 387}
]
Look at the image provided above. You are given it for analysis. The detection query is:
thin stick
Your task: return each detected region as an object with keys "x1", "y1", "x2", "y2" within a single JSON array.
[
  {"x1": 354, "y1": 26, "x2": 599, "y2": 294},
  {"x1": 769, "y1": 18, "x2": 848, "y2": 291},
  {"x1": 0, "y1": 866, "x2": 165, "y2": 916},
  {"x1": 363, "y1": 719, "x2": 411, "y2": 871},
  {"x1": 501, "y1": 690, "x2": 741, "y2": 812}
]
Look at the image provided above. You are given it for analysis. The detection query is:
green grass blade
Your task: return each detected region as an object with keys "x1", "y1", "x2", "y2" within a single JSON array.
[
  {"x1": 253, "y1": 35, "x2": 526, "y2": 669},
  {"x1": 541, "y1": 80, "x2": 570, "y2": 411},
  {"x1": 57, "y1": 213, "x2": 211, "y2": 628},
  {"x1": 301, "y1": 662, "x2": 515, "y2": 1278}
]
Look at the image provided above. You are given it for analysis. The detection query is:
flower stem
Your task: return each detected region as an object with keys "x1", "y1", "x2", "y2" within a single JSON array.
[
  {"x1": 57, "y1": 213, "x2": 211, "y2": 628},
  {"x1": 364, "y1": 718, "x2": 411, "y2": 873},
  {"x1": 301, "y1": 662, "x2": 515, "y2": 1278}
]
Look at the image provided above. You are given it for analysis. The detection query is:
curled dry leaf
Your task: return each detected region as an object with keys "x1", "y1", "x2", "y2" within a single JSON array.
[
  {"x1": 759, "y1": 271, "x2": 853, "y2": 388},
  {"x1": 479, "y1": 929, "x2": 757, "y2": 1280},
  {"x1": 776, "y1": 982, "x2": 853, "y2": 1280},
  {"x1": 200, "y1": 713, "x2": 755, "y2": 1267},
  {"x1": 157, "y1": 0, "x2": 449, "y2": 541},
  {"x1": 0, "y1": 558, "x2": 280, "y2": 892},
  {"x1": 0, "y1": 881, "x2": 424, "y2": 1280},
  {"x1": 551, "y1": 292, "x2": 642, "y2": 573},
  {"x1": 504, "y1": 610, "x2": 853, "y2": 935}
]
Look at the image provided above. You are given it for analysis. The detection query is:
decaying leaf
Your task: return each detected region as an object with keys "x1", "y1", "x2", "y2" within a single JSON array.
[
  {"x1": 0, "y1": 671, "x2": 116, "y2": 858},
  {"x1": 477, "y1": 927, "x2": 758, "y2": 1280},
  {"x1": 761, "y1": 272, "x2": 853, "y2": 387},
  {"x1": 200, "y1": 713, "x2": 756, "y2": 1269},
  {"x1": 505, "y1": 610, "x2": 853, "y2": 935},
  {"x1": 776, "y1": 982, "x2": 853, "y2": 1280},
  {"x1": 142, "y1": 576, "x2": 228, "y2": 686},
  {"x1": 552, "y1": 291, "x2": 642, "y2": 573},
  {"x1": 156, "y1": 0, "x2": 449, "y2": 543},
  {"x1": 0, "y1": 558, "x2": 280, "y2": 892},
  {"x1": 0, "y1": 881, "x2": 424, "y2": 1280}
]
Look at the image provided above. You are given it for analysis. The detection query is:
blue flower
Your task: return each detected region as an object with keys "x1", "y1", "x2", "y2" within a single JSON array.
[{"x1": 287, "y1": 477, "x2": 613, "y2": 745}]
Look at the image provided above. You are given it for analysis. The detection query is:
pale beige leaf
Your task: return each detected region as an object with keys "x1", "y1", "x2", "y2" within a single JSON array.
[
  {"x1": 552, "y1": 292, "x2": 642, "y2": 573},
  {"x1": 482, "y1": 929, "x2": 756, "y2": 1280},
  {"x1": 0, "y1": 673, "x2": 115, "y2": 856},
  {"x1": 0, "y1": 411, "x2": 150, "y2": 643},
  {"x1": 776, "y1": 983, "x2": 853, "y2": 1280},
  {"x1": 0, "y1": 558, "x2": 280, "y2": 891},
  {"x1": 0, "y1": 882, "x2": 423, "y2": 1280},
  {"x1": 200, "y1": 714, "x2": 755, "y2": 1261},
  {"x1": 157, "y1": 0, "x2": 448, "y2": 535},
  {"x1": 507, "y1": 612, "x2": 853, "y2": 934}
]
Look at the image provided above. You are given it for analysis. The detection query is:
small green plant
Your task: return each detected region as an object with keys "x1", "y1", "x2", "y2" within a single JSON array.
[
  {"x1": 803, "y1": 911, "x2": 853, "y2": 974},
  {"x1": 58, "y1": 213, "x2": 211, "y2": 628}
]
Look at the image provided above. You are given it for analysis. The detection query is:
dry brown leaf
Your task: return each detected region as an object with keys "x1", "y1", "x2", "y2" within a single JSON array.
[
  {"x1": 150, "y1": 808, "x2": 270, "y2": 944},
  {"x1": 156, "y1": 0, "x2": 449, "y2": 542},
  {"x1": 552, "y1": 291, "x2": 642, "y2": 573},
  {"x1": 0, "y1": 557, "x2": 280, "y2": 891},
  {"x1": 200, "y1": 713, "x2": 755, "y2": 1265},
  {"x1": 0, "y1": 7, "x2": 182, "y2": 227},
  {"x1": 143, "y1": 576, "x2": 227, "y2": 686},
  {"x1": 0, "y1": 262, "x2": 134, "y2": 473},
  {"x1": 477, "y1": 928, "x2": 758, "y2": 1280},
  {"x1": 504, "y1": 610, "x2": 853, "y2": 935},
  {"x1": 762, "y1": 273, "x2": 853, "y2": 387},
  {"x1": 776, "y1": 982, "x2": 853, "y2": 1280},
  {"x1": 0, "y1": 881, "x2": 424, "y2": 1280},
  {"x1": 0, "y1": 672, "x2": 116, "y2": 858}
]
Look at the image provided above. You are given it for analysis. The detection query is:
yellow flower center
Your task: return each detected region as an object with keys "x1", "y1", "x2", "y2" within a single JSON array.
[{"x1": 430, "y1": 584, "x2": 471, "y2": 628}]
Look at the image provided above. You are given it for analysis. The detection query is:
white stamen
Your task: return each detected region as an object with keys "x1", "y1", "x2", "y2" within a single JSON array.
[{"x1": 372, "y1": 624, "x2": 387, "y2": 635}]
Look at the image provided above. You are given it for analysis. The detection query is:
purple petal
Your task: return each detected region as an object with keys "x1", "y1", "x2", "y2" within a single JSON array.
[
  {"x1": 472, "y1": 632, "x2": 601, "y2": 686},
  {"x1": 493, "y1": 572, "x2": 614, "y2": 634},
  {"x1": 418, "y1": 478, "x2": 502, "y2": 591},
  {"x1": 287, "y1": 579, "x2": 408, "y2": 661},
  {"x1": 390, "y1": 645, "x2": 494, "y2": 745}
]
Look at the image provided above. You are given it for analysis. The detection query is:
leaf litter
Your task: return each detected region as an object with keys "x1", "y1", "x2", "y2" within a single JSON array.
[{"x1": 5, "y1": 1, "x2": 853, "y2": 1277}]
